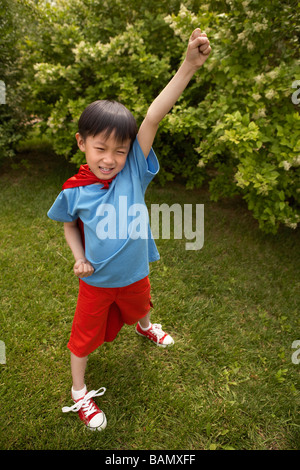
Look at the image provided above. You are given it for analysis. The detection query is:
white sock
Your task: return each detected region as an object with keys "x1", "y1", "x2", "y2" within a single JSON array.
[
  {"x1": 138, "y1": 321, "x2": 151, "y2": 331},
  {"x1": 72, "y1": 384, "x2": 87, "y2": 401}
]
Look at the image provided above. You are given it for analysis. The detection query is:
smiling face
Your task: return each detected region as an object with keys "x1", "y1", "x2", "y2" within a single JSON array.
[{"x1": 76, "y1": 130, "x2": 131, "y2": 180}]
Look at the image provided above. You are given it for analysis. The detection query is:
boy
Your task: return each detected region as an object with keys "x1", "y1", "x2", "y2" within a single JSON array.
[{"x1": 48, "y1": 28, "x2": 211, "y2": 431}]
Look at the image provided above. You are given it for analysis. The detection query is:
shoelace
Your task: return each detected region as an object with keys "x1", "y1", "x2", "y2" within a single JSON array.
[
  {"x1": 149, "y1": 323, "x2": 166, "y2": 343},
  {"x1": 62, "y1": 387, "x2": 106, "y2": 416}
]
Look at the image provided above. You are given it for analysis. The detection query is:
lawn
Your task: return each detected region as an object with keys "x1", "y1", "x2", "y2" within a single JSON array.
[{"x1": 0, "y1": 144, "x2": 299, "y2": 450}]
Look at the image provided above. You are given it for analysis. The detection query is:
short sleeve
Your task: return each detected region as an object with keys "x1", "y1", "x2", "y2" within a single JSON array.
[
  {"x1": 128, "y1": 137, "x2": 159, "y2": 193},
  {"x1": 47, "y1": 189, "x2": 79, "y2": 222}
]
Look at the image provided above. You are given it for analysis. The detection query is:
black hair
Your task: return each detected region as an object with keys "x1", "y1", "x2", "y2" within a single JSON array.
[{"x1": 78, "y1": 100, "x2": 138, "y2": 144}]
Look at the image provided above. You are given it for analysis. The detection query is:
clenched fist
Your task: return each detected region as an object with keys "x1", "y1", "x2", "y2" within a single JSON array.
[{"x1": 73, "y1": 258, "x2": 95, "y2": 278}]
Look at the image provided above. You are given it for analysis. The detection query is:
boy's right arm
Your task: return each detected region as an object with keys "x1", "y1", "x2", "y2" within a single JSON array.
[{"x1": 64, "y1": 221, "x2": 94, "y2": 278}]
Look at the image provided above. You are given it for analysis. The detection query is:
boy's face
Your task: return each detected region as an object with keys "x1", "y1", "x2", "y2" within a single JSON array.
[{"x1": 76, "y1": 130, "x2": 131, "y2": 180}]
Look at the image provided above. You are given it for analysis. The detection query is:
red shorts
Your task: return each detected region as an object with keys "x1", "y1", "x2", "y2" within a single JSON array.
[{"x1": 68, "y1": 276, "x2": 152, "y2": 357}]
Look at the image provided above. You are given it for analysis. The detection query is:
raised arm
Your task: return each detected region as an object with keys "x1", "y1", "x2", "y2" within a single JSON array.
[{"x1": 137, "y1": 28, "x2": 211, "y2": 157}]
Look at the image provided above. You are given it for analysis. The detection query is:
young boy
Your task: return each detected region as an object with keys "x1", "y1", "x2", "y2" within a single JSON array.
[{"x1": 48, "y1": 29, "x2": 211, "y2": 431}]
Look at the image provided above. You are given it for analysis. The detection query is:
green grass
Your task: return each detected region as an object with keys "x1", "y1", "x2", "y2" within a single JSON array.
[{"x1": 0, "y1": 147, "x2": 299, "y2": 450}]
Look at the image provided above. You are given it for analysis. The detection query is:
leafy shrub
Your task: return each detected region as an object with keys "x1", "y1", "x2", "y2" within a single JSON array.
[
  {"x1": 0, "y1": 0, "x2": 39, "y2": 162},
  {"x1": 164, "y1": 0, "x2": 300, "y2": 233},
  {"x1": 0, "y1": 1, "x2": 24, "y2": 161},
  {"x1": 14, "y1": 0, "x2": 300, "y2": 232}
]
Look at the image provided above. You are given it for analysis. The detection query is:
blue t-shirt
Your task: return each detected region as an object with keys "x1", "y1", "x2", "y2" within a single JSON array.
[{"x1": 47, "y1": 137, "x2": 160, "y2": 287}]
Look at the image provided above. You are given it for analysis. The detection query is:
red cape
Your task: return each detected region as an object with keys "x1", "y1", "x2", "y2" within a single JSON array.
[{"x1": 62, "y1": 164, "x2": 116, "y2": 190}]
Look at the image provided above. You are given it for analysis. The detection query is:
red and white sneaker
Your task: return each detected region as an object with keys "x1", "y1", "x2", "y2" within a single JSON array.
[
  {"x1": 136, "y1": 322, "x2": 174, "y2": 347},
  {"x1": 62, "y1": 387, "x2": 107, "y2": 431}
]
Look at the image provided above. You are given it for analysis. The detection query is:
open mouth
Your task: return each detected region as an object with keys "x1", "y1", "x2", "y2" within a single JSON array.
[{"x1": 99, "y1": 167, "x2": 114, "y2": 174}]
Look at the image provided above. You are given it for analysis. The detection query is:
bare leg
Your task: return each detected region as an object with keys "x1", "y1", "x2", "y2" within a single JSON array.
[
  {"x1": 71, "y1": 352, "x2": 88, "y2": 391},
  {"x1": 138, "y1": 311, "x2": 151, "y2": 329}
]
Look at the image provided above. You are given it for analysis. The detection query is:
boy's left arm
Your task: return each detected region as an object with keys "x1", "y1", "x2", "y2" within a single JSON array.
[{"x1": 137, "y1": 28, "x2": 211, "y2": 158}]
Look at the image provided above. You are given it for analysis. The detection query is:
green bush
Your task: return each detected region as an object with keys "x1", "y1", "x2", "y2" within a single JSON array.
[
  {"x1": 0, "y1": 1, "x2": 22, "y2": 160},
  {"x1": 13, "y1": 0, "x2": 300, "y2": 232},
  {"x1": 163, "y1": 1, "x2": 300, "y2": 233},
  {"x1": 0, "y1": 0, "x2": 38, "y2": 161}
]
